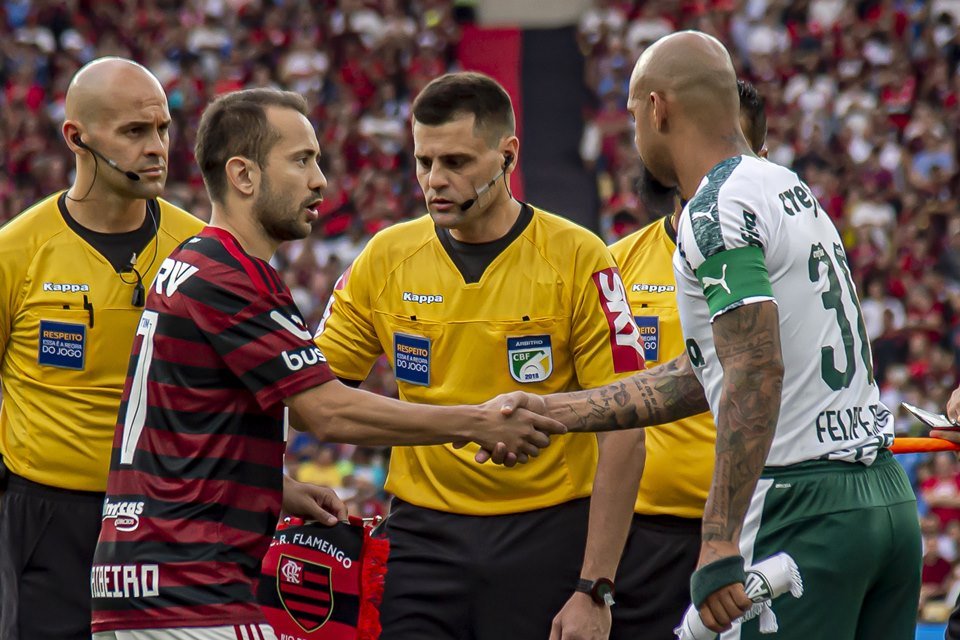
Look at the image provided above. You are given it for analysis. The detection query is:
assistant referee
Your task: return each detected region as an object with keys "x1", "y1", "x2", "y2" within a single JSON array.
[{"x1": 0, "y1": 58, "x2": 203, "y2": 640}]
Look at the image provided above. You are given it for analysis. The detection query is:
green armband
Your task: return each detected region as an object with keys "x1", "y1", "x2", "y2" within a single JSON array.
[{"x1": 690, "y1": 556, "x2": 746, "y2": 608}]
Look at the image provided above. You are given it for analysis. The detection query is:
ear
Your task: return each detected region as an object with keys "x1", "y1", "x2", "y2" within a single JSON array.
[
  {"x1": 650, "y1": 91, "x2": 668, "y2": 133},
  {"x1": 63, "y1": 121, "x2": 84, "y2": 152},
  {"x1": 225, "y1": 156, "x2": 258, "y2": 197},
  {"x1": 501, "y1": 136, "x2": 519, "y2": 174}
]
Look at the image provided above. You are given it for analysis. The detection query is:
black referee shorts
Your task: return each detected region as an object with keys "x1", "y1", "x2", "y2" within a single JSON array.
[
  {"x1": 377, "y1": 497, "x2": 589, "y2": 640},
  {"x1": 0, "y1": 474, "x2": 104, "y2": 640},
  {"x1": 610, "y1": 513, "x2": 701, "y2": 640}
]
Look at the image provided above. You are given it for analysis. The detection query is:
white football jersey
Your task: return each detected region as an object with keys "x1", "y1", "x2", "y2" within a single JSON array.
[{"x1": 674, "y1": 155, "x2": 892, "y2": 466}]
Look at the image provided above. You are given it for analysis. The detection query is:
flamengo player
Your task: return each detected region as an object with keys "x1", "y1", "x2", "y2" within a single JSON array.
[{"x1": 90, "y1": 88, "x2": 565, "y2": 640}]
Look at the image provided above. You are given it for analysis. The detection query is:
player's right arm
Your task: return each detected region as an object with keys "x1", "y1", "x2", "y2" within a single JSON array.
[
  {"x1": 504, "y1": 351, "x2": 708, "y2": 431},
  {"x1": 484, "y1": 353, "x2": 707, "y2": 463}
]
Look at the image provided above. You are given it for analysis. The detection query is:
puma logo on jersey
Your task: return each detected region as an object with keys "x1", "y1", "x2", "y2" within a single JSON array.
[
  {"x1": 270, "y1": 310, "x2": 313, "y2": 341},
  {"x1": 702, "y1": 264, "x2": 730, "y2": 294},
  {"x1": 154, "y1": 258, "x2": 198, "y2": 297},
  {"x1": 689, "y1": 201, "x2": 718, "y2": 222}
]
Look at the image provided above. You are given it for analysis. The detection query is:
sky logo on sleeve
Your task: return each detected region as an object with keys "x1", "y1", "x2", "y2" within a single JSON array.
[{"x1": 592, "y1": 268, "x2": 645, "y2": 373}]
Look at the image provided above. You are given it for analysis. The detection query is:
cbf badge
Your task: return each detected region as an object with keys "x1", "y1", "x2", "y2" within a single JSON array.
[
  {"x1": 507, "y1": 335, "x2": 553, "y2": 383},
  {"x1": 634, "y1": 316, "x2": 660, "y2": 363},
  {"x1": 394, "y1": 333, "x2": 430, "y2": 386},
  {"x1": 38, "y1": 320, "x2": 86, "y2": 370}
]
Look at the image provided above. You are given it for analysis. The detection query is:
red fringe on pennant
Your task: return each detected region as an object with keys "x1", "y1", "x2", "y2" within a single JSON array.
[{"x1": 358, "y1": 527, "x2": 389, "y2": 640}]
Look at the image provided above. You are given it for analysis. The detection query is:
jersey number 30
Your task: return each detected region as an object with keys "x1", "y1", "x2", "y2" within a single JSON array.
[
  {"x1": 808, "y1": 243, "x2": 874, "y2": 390},
  {"x1": 120, "y1": 310, "x2": 159, "y2": 465}
]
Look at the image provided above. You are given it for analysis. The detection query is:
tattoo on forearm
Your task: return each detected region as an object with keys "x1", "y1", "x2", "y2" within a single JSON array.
[
  {"x1": 562, "y1": 353, "x2": 710, "y2": 433},
  {"x1": 701, "y1": 302, "x2": 783, "y2": 551}
]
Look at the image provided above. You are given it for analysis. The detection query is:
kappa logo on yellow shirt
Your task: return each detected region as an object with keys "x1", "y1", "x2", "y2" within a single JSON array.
[{"x1": 507, "y1": 336, "x2": 553, "y2": 383}]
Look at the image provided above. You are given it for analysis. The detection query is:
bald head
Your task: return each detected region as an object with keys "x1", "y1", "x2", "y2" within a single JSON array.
[
  {"x1": 628, "y1": 31, "x2": 740, "y2": 132},
  {"x1": 63, "y1": 57, "x2": 172, "y2": 201},
  {"x1": 65, "y1": 57, "x2": 166, "y2": 125}
]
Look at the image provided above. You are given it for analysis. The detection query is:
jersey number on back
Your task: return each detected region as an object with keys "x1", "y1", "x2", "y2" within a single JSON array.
[
  {"x1": 119, "y1": 310, "x2": 159, "y2": 465},
  {"x1": 808, "y1": 243, "x2": 874, "y2": 390}
]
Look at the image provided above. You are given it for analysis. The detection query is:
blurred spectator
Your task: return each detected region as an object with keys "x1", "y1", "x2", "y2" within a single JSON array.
[{"x1": 923, "y1": 453, "x2": 960, "y2": 527}]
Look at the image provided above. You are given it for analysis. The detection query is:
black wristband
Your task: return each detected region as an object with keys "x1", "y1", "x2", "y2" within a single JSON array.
[{"x1": 690, "y1": 556, "x2": 746, "y2": 608}]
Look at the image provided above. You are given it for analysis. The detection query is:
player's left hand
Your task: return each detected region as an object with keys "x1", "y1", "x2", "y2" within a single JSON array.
[
  {"x1": 696, "y1": 543, "x2": 752, "y2": 633},
  {"x1": 281, "y1": 476, "x2": 347, "y2": 526},
  {"x1": 549, "y1": 592, "x2": 611, "y2": 640}
]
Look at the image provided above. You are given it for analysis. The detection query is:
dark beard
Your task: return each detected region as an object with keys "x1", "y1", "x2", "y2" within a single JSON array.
[
  {"x1": 254, "y1": 180, "x2": 311, "y2": 242},
  {"x1": 637, "y1": 163, "x2": 678, "y2": 219}
]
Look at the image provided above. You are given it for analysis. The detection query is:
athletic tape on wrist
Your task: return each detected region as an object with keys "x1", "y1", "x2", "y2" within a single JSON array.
[{"x1": 690, "y1": 556, "x2": 746, "y2": 608}]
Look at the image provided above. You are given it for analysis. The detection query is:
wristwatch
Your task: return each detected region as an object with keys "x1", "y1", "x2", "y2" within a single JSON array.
[{"x1": 575, "y1": 577, "x2": 616, "y2": 606}]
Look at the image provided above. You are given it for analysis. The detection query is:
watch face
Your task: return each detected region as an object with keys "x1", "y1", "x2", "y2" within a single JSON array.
[{"x1": 591, "y1": 578, "x2": 616, "y2": 606}]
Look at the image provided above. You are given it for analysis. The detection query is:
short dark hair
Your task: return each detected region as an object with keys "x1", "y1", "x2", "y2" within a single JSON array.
[
  {"x1": 737, "y1": 80, "x2": 767, "y2": 154},
  {"x1": 195, "y1": 88, "x2": 308, "y2": 203},
  {"x1": 411, "y1": 72, "x2": 515, "y2": 145}
]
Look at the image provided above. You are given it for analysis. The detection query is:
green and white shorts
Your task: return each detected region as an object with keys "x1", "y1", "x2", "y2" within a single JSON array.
[{"x1": 725, "y1": 450, "x2": 921, "y2": 640}]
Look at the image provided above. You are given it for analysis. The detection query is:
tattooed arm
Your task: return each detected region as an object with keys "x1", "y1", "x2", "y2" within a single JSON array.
[
  {"x1": 696, "y1": 300, "x2": 783, "y2": 633},
  {"x1": 478, "y1": 353, "x2": 707, "y2": 464},
  {"x1": 542, "y1": 350, "x2": 710, "y2": 432}
]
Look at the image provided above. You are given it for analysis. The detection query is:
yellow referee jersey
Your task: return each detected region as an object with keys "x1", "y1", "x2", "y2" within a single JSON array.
[
  {"x1": 0, "y1": 193, "x2": 204, "y2": 491},
  {"x1": 610, "y1": 216, "x2": 714, "y2": 518},
  {"x1": 316, "y1": 208, "x2": 644, "y2": 515}
]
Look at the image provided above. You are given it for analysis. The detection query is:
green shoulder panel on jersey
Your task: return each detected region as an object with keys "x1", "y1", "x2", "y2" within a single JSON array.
[
  {"x1": 696, "y1": 245, "x2": 773, "y2": 318},
  {"x1": 687, "y1": 155, "x2": 742, "y2": 260}
]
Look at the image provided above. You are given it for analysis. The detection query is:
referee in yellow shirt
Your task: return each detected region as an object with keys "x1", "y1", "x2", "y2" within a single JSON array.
[
  {"x1": 0, "y1": 58, "x2": 203, "y2": 640},
  {"x1": 316, "y1": 72, "x2": 647, "y2": 639},
  {"x1": 549, "y1": 80, "x2": 768, "y2": 640}
]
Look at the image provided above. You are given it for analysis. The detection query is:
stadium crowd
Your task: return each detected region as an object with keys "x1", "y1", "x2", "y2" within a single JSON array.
[{"x1": 1, "y1": 0, "x2": 959, "y2": 624}]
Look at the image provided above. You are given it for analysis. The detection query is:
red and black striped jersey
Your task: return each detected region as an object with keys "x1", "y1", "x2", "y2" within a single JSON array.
[{"x1": 91, "y1": 226, "x2": 335, "y2": 633}]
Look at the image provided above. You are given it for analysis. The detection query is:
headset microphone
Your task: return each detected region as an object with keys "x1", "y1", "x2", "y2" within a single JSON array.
[
  {"x1": 73, "y1": 135, "x2": 141, "y2": 181},
  {"x1": 459, "y1": 154, "x2": 514, "y2": 211}
]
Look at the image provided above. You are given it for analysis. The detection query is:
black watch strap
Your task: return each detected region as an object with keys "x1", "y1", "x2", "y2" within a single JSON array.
[{"x1": 575, "y1": 577, "x2": 616, "y2": 606}]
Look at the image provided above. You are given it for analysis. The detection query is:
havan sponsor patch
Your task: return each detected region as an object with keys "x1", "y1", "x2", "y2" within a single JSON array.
[
  {"x1": 394, "y1": 333, "x2": 430, "y2": 386},
  {"x1": 38, "y1": 320, "x2": 86, "y2": 370},
  {"x1": 507, "y1": 335, "x2": 553, "y2": 383}
]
